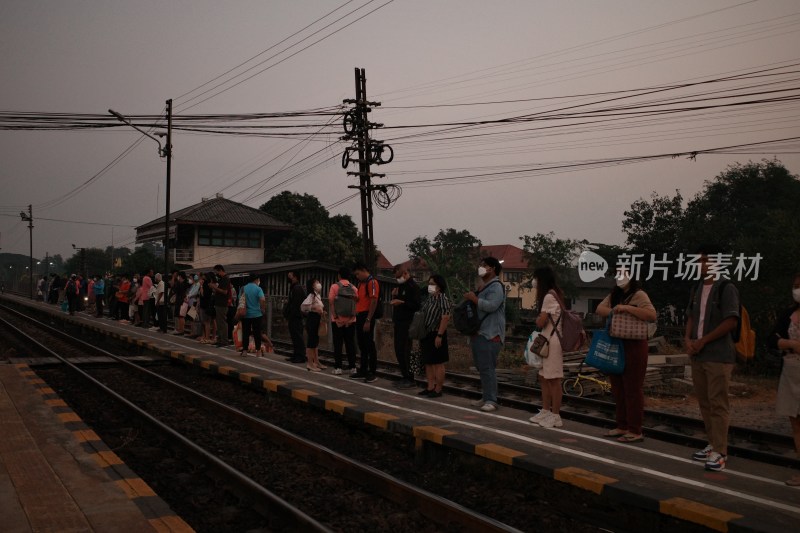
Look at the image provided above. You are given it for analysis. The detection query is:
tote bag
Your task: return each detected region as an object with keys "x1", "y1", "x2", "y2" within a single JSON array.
[
  {"x1": 609, "y1": 311, "x2": 648, "y2": 340},
  {"x1": 586, "y1": 322, "x2": 625, "y2": 374}
]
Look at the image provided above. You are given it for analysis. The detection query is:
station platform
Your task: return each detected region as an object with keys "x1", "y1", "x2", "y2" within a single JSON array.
[
  {"x1": 0, "y1": 363, "x2": 191, "y2": 532},
  {"x1": 3, "y1": 294, "x2": 800, "y2": 532}
]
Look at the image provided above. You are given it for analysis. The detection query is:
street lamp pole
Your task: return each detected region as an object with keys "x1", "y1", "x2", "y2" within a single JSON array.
[
  {"x1": 109, "y1": 101, "x2": 173, "y2": 274},
  {"x1": 20, "y1": 205, "x2": 33, "y2": 299}
]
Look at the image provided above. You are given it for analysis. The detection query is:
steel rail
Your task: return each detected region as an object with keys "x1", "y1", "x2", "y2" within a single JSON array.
[{"x1": 0, "y1": 304, "x2": 522, "y2": 533}]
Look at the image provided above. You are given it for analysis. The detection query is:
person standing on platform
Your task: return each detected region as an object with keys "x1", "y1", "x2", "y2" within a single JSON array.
[
  {"x1": 153, "y1": 272, "x2": 167, "y2": 333},
  {"x1": 329, "y1": 267, "x2": 358, "y2": 375},
  {"x1": 685, "y1": 248, "x2": 740, "y2": 472},
  {"x1": 210, "y1": 264, "x2": 231, "y2": 347},
  {"x1": 419, "y1": 274, "x2": 451, "y2": 398},
  {"x1": 65, "y1": 274, "x2": 79, "y2": 316},
  {"x1": 390, "y1": 264, "x2": 421, "y2": 389},
  {"x1": 285, "y1": 271, "x2": 307, "y2": 363},
  {"x1": 463, "y1": 257, "x2": 505, "y2": 412},
  {"x1": 93, "y1": 275, "x2": 105, "y2": 318},
  {"x1": 240, "y1": 274, "x2": 266, "y2": 357},
  {"x1": 352, "y1": 262, "x2": 381, "y2": 383}
]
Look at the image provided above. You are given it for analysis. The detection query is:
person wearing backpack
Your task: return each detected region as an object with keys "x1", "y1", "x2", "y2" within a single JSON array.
[
  {"x1": 767, "y1": 271, "x2": 800, "y2": 486},
  {"x1": 528, "y1": 266, "x2": 568, "y2": 427},
  {"x1": 390, "y1": 265, "x2": 422, "y2": 388},
  {"x1": 329, "y1": 266, "x2": 358, "y2": 375},
  {"x1": 684, "y1": 248, "x2": 741, "y2": 472},
  {"x1": 595, "y1": 270, "x2": 656, "y2": 442},
  {"x1": 462, "y1": 256, "x2": 506, "y2": 412}
]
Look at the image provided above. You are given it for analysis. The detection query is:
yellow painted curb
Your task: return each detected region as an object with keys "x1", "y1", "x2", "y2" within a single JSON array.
[
  {"x1": 413, "y1": 425, "x2": 457, "y2": 445},
  {"x1": 325, "y1": 399, "x2": 357, "y2": 415},
  {"x1": 364, "y1": 412, "x2": 398, "y2": 430},
  {"x1": 660, "y1": 497, "x2": 742, "y2": 532},
  {"x1": 262, "y1": 380, "x2": 285, "y2": 392},
  {"x1": 554, "y1": 467, "x2": 617, "y2": 495},
  {"x1": 292, "y1": 389, "x2": 319, "y2": 402},
  {"x1": 475, "y1": 443, "x2": 526, "y2": 465},
  {"x1": 239, "y1": 373, "x2": 260, "y2": 384}
]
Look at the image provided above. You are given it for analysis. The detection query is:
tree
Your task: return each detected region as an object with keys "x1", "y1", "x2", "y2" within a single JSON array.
[
  {"x1": 519, "y1": 232, "x2": 587, "y2": 299},
  {"x1": 407, "y1": 228, "x2": 482, "y2": 296},
  {"x1": 259, "y1": 191, "x2": 365, "y2": 266}
]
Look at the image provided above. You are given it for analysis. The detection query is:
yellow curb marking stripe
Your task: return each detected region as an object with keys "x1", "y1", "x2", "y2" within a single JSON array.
[
  {"x1": 660, "y1": 497, "x2": 743, "y2": 532},
  {"x1": 115, "y1": 478, "x2": 157, "y2": 499},
  {"x1": 73, "y1": 429, "x2": 101, "y2": 443},
  {"x1": 413, "y1": 426, "x2": 457, "y2": 445},
  {"x1": 37, "y1": 387, "x2": 56, "y2": 395},
  {"x1": 92, "y1": 450, "x2": 124, "y2": 468},
  {"x1": 217, "y1": 366, "x2": 237, "y2": 376},
  {"x1": 262, "y1": 380, "x2": 285, "y2": 392},
  {"x1": 475, "y1": 443, "x2": 527, "y2": 465},
  {"x1": 57, "y1": 412, "x2": 82, "y2": 423},
  {"x1": 554, "y1": 467, "x2": 617, "y2": 495},
  {"x1": 200, "y1": 360, "x2": 216, "y2": 369},
  {"x1": 46, "y1": 399, "x2": 68, "y2": 407},
  {"x1": 325, "y1": 399, "x2": 356, "y2": 415},
  {"x1": 28, "y1": 378, "x2": 45, "y2": 385},
  {"x1": 183, "y1": 355, "x2": 199, "y2": 364},
  {"x1": 239, "y1": 373, "x2": 260, "y2": 384},
  {"x1": 364, "y1": 412, "x2": 398, "y2": 430},
  {"x1": 14, "y1": 363, "x2": 30, "y2": 370},
  {"x1": 148, "y1": 515, "x2": 195, "y2": 533},
  {"x1": 292, "y1": 389, "x2": 318, "y2": 402}
]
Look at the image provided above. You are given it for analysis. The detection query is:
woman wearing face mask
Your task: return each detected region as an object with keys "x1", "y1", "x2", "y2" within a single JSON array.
[
  {"x1": 301, "y1": 278, "x2": 326, "y2": 372},
  {"x1": 419, "y1": 275, "x2": 452, "y2": 397},
  {"x1": 595, "y1": 269, "x2": 656, "y2": 443},
  {"x1": 768, "y1": 272, "x2": 800, "y2": 486}
]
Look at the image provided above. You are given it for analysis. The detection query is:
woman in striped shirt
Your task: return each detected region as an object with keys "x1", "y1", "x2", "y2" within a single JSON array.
[{"x1": 419, "y1": 274, "x2": 452, "y2": 398}]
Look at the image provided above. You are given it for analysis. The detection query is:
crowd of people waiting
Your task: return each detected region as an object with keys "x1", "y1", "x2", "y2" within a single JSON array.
[{"x1": 31, "y1": 252, "x2": 800, "y2": 484}]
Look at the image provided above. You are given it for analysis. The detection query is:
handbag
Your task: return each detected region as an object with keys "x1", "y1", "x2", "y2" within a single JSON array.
[
  {"x1": 524, "y1": 332, "x2": 543, "y2": 368},
  {"x1": 186, "y1": 306, "x2": 198, "y2": 321},
  {"x1": 409, "y1": 310, "x2": 429, "y2": 340},
  {"x1": 234, "y1": 293, "x2": 246, "y2": 321},
  {"x1": 586, "y1": 320, "x2": 625, "y2": 374},
  {"x1": 530, "y1": 333, "x2": 550, "y2": 358},
  {"x1": 609, "y1": 311, "x2": 648, "y2": 340},
  {"x1": 318, "y1": 313, "x2": 329, "y2": 337}
]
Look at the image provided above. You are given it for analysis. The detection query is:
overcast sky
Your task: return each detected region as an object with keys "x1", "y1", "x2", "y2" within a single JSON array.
[{"x1": 2, "y1": 0, "x2": 799, "y2": 268}]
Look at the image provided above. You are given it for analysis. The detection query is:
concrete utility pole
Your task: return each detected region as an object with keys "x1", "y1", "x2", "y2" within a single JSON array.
[
  {"x1": 19, "y1": 205, "x2": 33, "y2": 299},
  {"x1": 343, "y1": 68, "x2": 394, "y2": 271}
]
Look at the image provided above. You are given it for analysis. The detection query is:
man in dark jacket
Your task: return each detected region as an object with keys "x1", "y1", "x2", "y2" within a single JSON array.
[
  {"x1": 285, "y1": 271, "x2": 306, "y2": 363},
  {"x1": 390, "y1": 265, "x2": 421, "y2": 388}
]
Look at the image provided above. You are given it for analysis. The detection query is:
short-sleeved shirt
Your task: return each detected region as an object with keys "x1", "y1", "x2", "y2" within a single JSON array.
[
  {"x1": 422, "y1": 292, "x2": 452, "y2": 331},
  {"x1": 213, "y1": 275, "x2": 231, "y2": 307},
  {"x1": 356, "y1": 276, "x2": 380, "y2": 314},
  {"x1": 242, "y1": 282, "x2": 265, "y2": 319},
  {"x1": 686, "y1": 280, "x2": 740, "y2": 363},
  {"x1": 598, "y1": 290, "x2": 656, "y2": 315}
]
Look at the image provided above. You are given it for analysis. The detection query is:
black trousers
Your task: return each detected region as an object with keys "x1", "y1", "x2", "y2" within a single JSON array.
[
  {"x1": 393, "y1": 319, "x2": 412, "y2": 380},
  {"x1": 288, "y1": 316, "x2": 305, "y2": 358},
  {"x1": 156, "y1": 304, "x2": 167, "y2": 332},
  {"x1": 356, "y1": 312, "x2": 377, "y2": 375},
  {"x1": 95, "y1": 295, "x2": 104, "y2": 317},
  {"x1": 241, "y1": 316, "x2": 262, "y2": 352},
  {"x1": 332, "y1": 322, "x2": 356, "y2": 369}
]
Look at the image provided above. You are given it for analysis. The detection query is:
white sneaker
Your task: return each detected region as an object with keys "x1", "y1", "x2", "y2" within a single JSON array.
[
  {"x1": 332, "y1": 368, "x2": 342, "y2": 375},
  {"x1": 529, "y1": 409, "x2": 551, "y2": 425},
  {"x1": 470, "y1": 399, "x2": 485, "y2": 407},
  {"x1": 480, "y1": 403, "x2": 498, "y2": 412},
  {"x1": 538, "y1": 412, "x2": 563, "y2": 428}
]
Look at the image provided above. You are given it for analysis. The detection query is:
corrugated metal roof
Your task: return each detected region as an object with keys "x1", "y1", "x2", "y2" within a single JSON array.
[{"x1": 136, "y1": 197, "x2": 291, "y2": 232}]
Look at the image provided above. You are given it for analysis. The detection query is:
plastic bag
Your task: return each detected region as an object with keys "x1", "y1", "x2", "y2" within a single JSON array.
[
  {"x1": 524, "y1": 331, "x2": 543, "y2": 368},
  {"x1": 586, "y1": 321, "x2": 625, "y2": 374}
]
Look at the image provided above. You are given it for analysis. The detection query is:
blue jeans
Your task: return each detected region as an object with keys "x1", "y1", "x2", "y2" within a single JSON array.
[{"x1": 471, "y1": 335, "x2": 501, "y2": 405}]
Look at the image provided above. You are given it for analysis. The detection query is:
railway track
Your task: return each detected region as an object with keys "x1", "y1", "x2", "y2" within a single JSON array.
[
  {"x1": 0, "y1": 305, "x2": 527, "y2": 532},
  {"x1": 5, "y1": 298, "x2": 797, "y2": 469}
]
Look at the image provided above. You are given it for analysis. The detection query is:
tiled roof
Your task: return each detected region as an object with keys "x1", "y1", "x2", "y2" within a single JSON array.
[{"x1": 136, "y1": 197, "x2": 290, "y2": 231}]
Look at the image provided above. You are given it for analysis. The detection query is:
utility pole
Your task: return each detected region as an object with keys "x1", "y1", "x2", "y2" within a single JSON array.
[
  {"x1": 342, "y1": 68, "x2": 395, "y2": 271},
  {"x1": 164, "y1": 98, "x2": 173, "y2": 275},
  {"x1": 20, "y1": 205, "x2": 33, "y2": 299}
]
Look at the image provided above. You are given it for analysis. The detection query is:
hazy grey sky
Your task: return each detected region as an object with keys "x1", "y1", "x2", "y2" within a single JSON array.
[{"x1": 2, "y1": 0, "x2": 799, "y2": 267}]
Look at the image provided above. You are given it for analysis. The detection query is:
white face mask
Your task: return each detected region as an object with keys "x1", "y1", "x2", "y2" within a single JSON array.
[
  {"x1": 616, "y1": 276, "x2": 630, "y2": 289},
  {"x1": 313, "y1": 282, "x2": 322, "y2": 292},
  {"x1": 793, "y1": 288, "x2": 800, "y2": 304},
  {"x1": 427, "y1": 284, "x2": 437, "y2": 294},
  {"x1": 478, "y1": 266, "x2": 487, "y2": 277},
  {"x1": 396, "y1": 277, "x2": 405, "y2": 284},
  {"x1": 531, "y1": 279, "x2": 538, "y2": 289}
]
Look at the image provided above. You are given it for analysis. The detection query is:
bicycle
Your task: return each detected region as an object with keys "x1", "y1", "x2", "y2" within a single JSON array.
[{"x1": 562, "y1": 361, "x2": 611, "y2": 397}]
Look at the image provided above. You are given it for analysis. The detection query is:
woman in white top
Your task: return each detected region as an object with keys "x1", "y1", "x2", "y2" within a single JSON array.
[
  {"x1": 529, "y1": 266, "x2": 565, "y2": 429},
  {"x1": 301, "y1": 278, "x2": 326, "y2": 372}
]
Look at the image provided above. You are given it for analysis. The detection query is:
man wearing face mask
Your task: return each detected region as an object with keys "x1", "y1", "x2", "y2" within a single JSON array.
[
  {"x1": 463, "y1": 257, "x2": 506, "y2": 412},
  {"x1": 285, "y1": 271, "x2": 307, "y2": 363},
  {"x1": 684, "y1": 247, "x2": 741, "y2": 472},
  {"x1": 390, "y1": 265, "x2": 422, "y2": 388}
]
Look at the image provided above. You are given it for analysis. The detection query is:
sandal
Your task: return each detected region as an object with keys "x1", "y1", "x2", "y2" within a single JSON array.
[
  {"x1": 603, "y1": 429, "x2": 627, "y2": 438},
  {"x1": 617, "y1": 434, "x2": 644, "y2": 443}
]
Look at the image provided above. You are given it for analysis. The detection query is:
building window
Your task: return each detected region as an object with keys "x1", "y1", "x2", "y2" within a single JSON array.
[
  {"x1": 504, "y1": 271, "x2": 522, "y2": 283},
  {"x1": 198, "y1": 227, "x2": 260, "y2": 248}
]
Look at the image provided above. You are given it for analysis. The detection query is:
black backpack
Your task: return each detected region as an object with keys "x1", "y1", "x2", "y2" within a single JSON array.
[{"x1": 452, "y1": 280, "x2": 502, "y2": 335}]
